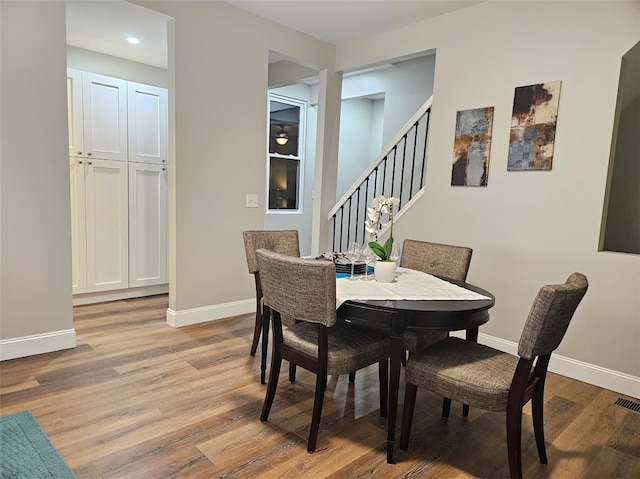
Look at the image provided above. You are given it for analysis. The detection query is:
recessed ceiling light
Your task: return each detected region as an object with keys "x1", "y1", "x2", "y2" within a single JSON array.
[{"x1": 127, "y1": 36, "x2": 140, "y2": 45}]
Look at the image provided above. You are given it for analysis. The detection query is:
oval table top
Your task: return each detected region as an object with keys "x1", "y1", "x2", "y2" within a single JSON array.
[{"x1": 338, "y1": 278, "x2": 495, "y2": 332}]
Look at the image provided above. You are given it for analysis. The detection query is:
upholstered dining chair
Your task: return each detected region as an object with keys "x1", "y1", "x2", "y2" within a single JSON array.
[
  {"x1": 256, "y1": 249, "x2": 390, "y2": 453},
  {"x1": 399, "y1": 239, "x2": 473, "y2": 354},
  {"x1": 400, "y1": 273, "x2": 588, "y2": 479},
  {"x1": 243, "y1": 230, "x2": 300, "y2": 383}
]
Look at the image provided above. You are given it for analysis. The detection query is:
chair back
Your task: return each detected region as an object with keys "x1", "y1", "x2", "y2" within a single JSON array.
[
  {"x1": 243, "y1": 230, "x2": 300, "y2": 274},
  {"x1": 517, "y1": 273, "x2": 588, "y2": 360},
  {"x1": 400, "y1": 239, "x2": 472, "y2": 282},
  {"x1": 256, "y1": 249, "x2": 337, "y2": 327}
]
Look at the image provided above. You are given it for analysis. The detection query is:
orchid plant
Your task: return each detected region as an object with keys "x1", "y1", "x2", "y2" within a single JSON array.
[{"x1": 365, "y1": 195, "x2": 400, "y2": 261}]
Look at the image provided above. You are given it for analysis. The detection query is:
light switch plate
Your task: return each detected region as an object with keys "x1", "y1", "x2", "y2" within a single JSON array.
[{"x1": 246, "y1": 194, "x2": 258, "y2": 208}]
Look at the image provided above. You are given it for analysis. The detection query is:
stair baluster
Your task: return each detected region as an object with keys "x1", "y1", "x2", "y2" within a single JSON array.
[{"x1": 329, "y1": 97, "x2": 432, "y2": 252}]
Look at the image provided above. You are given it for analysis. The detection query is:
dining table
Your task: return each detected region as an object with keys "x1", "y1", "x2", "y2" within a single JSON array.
[{"x1": 336, "y1": 267, "x2": 495, "y2": 464}]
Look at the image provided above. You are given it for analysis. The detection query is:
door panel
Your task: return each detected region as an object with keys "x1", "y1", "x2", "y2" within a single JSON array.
[
  {"x1": 85, "y1": 159, "x2": 129, "y2": 291},
  {"x1": 83, "y1": 73, "x2": 128, "y2": 161},
  {"x1": 128, "y1": 83, "x2": 168, "y2": 165},
  {"x1": 67, "y1": 69, "x2": 85, "y2": 157},
  {"x1": 129, "y1": 163, "x2": 168, "y2": 286},
  {"x1": 69, "y1": 158, "x2": 87, "y2": 294}
]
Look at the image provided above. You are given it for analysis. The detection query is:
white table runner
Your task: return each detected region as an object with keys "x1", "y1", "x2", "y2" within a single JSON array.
[{"x1": 336, "y1": 267, "x2": 491, "y2": 308}]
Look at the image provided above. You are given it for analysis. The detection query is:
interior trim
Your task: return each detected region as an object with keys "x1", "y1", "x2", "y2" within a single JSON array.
[
  {"x1": 166, "y1": 299, "x2": 254, "y2": 328},
  {"x1": 0, "y1": 329, "x2": 76, "y2": 361}
]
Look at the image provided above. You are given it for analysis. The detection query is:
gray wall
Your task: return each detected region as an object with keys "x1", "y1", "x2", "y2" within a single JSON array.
[
  {"x1": 135, "y1": 0, "x2": 338, "y2": 313},
  {"x1": 67, "y1": 46, "x2": 168, "y2": 87},
  {"x1": 338, "y1": 1, "x2": 640, "y2": 377},
  {"x1": 337, "y1": 55, "x2": 436, "y2": 192},
  {"x1": 381, "y1": 55, "x2": 436, "y2": 145},
  {"x1": 1, "y1": 2, "x2": 73, "y2": 343},
  {"x1": 337, "y1": 97, "x2": 382, "y2": 199}
]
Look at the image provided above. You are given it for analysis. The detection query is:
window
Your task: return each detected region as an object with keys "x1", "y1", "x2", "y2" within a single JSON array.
[{"x1": 267, "y1": 95, "x2": 305, "y2": 211}]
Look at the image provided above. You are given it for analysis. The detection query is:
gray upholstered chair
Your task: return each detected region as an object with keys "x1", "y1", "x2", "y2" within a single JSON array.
[
  {"x1": 400, "y1": 273, "x2": 588, "y2": 479},
  {"x1": 243, "y1": 230, "x2": 300, "y2": 383},
  {"x1": 399, "y1": 239, "x2": 473, "y2": 354},
  {"x1": 256, "y1": 249, "x2": 390, "y2": 453}
]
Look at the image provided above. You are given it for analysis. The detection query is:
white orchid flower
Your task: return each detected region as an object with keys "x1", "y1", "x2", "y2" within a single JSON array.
[
  {"x1": 365, "y1": 223, "x2": 377, "y2": 236},
  {"x1": 371, "y1": 196, "x2": 386, "y2": 210},
  {"x1": 364, "y1": 195, "x2": 400, "y2": 259},
  {"x1": 367, "y1": 207, "x2": 379, "y2": 222}
]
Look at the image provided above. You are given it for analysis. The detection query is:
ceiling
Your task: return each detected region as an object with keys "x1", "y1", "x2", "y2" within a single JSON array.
[
  {"x1": 65, "y1": 0, "x2": 482, "y2": 69},
  {"x1": 225, "y1": 1, "x2": 482, "y2": 44},
  {"x1": 66, "y1": 1, "x2": 171, "y2": 69}
]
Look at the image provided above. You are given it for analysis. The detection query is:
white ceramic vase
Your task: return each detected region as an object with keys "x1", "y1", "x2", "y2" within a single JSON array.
[{"x1": 374, "y1": 261, "x2": 397, "y2": 283}]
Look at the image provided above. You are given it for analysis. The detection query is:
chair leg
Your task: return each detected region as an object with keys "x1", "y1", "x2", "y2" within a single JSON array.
[
  {"x1": 400, "y1": 382, "x2": 418, "y2": 450},
  {"x1": 506, "y1": 403, "x2": 524, "y2": 479},
  {"x1": 349, "y1": 371, "x2": 356, "y2": 382},
  {"x1": 289, "y1": 362, "x2": 297, "y2": 382},
  {"x1": 308, "y1": 372, "x2": 327, "y2": 452},
  {"x1": 379, "y1": 359, "x2": 388, "y2": 418},
  {"x1": 260, "y1": 304, "x2": 271, "y2": 384},
  {"x1": 442, "y1": 397, "x2": 452, "y2": 418},
  {"x1": 250, "y1": 306, "x2": 262, "y2": 357},
  {"x1": 260, "y1": 353, "x2": 282, "y2": 422},
  {"x1": 532, "y1": 385, "x2": 548, "y2": 464}
]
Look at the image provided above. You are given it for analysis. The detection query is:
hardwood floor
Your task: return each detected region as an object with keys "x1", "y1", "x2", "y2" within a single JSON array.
[{"x1": 1, "y1": 295, "x2": 638, "y2": 478}]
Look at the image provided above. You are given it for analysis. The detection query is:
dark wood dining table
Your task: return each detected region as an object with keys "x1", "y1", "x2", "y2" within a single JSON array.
[{"x1": 337, "y1": 278, "x2": 495, "y2": 464}]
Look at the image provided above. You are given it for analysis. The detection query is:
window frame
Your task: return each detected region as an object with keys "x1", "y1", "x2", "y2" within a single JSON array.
[{"x1": 266, "y1": 93, "x2": 307, "y2": 214}]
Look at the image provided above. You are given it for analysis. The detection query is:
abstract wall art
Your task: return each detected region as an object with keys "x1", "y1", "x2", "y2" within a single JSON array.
[
  {"x1": 451, "y1": 106, "x2": 494, "y2": 186},
  {"x1": 507, "y1": 80, "x2": 562, "y2": 171}
]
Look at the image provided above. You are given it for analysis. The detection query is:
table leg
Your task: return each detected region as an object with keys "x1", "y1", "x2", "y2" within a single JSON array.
[
  {"x1": 466, "y1": 327, "x2": 479, "y2": 343},
  {"x1": 386, "y1": 314, "x2": 405, "y2": 464}
]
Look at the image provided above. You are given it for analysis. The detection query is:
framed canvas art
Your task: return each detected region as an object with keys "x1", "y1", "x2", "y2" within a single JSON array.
[
  {"x1": 508, "y1": 81, "x2": 562, "y2": 171},
  {"x1": 451, "y1": 106, "x2": 494, "y2": 186}
]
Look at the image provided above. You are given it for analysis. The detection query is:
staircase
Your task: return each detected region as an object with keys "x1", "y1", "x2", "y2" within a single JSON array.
[{"x1": 328, "y1": 96, "x2": 433, "y2": 252}]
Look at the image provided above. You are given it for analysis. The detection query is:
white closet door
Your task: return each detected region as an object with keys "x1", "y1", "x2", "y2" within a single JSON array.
[
  {"x1": 85, "y1": 159, "x2": 129, "y2": 292},
  {"x1": 69, "y1": 158, "x2": 87, "y2": 294},
  {"x1": 82, "y1": 73, "x2": 128, "y2": 161},
  {"x1": 67, "y1": 69, "x2": 85, "y2": 157},
  {"x1": 128, "y1": 82, "x2": 168, "y2": 165},
  {"x1": 128, "y1": 163, "x2": 168, "y2": 287}
]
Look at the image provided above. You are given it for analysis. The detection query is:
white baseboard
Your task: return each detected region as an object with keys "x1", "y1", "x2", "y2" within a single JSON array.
[
  {"x1": 167, "y1": 299, "x2": 254, "y2": 327},
  {"x1": 450, "y1": 330, "x2": 640, "y2": 399},
  {"x1": 73, "y1": 284, "x2": 169, "y2": 306},
  {"x1": 0, "y1": 329, "x2": 77, "y2": 361}
]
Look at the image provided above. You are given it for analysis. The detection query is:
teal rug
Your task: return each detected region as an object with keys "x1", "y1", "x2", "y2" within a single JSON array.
[{"x1": 0, "y1": 410, "x2": 76, "y2": 479}]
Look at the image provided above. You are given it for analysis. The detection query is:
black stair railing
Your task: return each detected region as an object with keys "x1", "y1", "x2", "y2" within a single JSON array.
[{"x1": 329, "y1": 96, "x2": 433, "y2": 252}]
